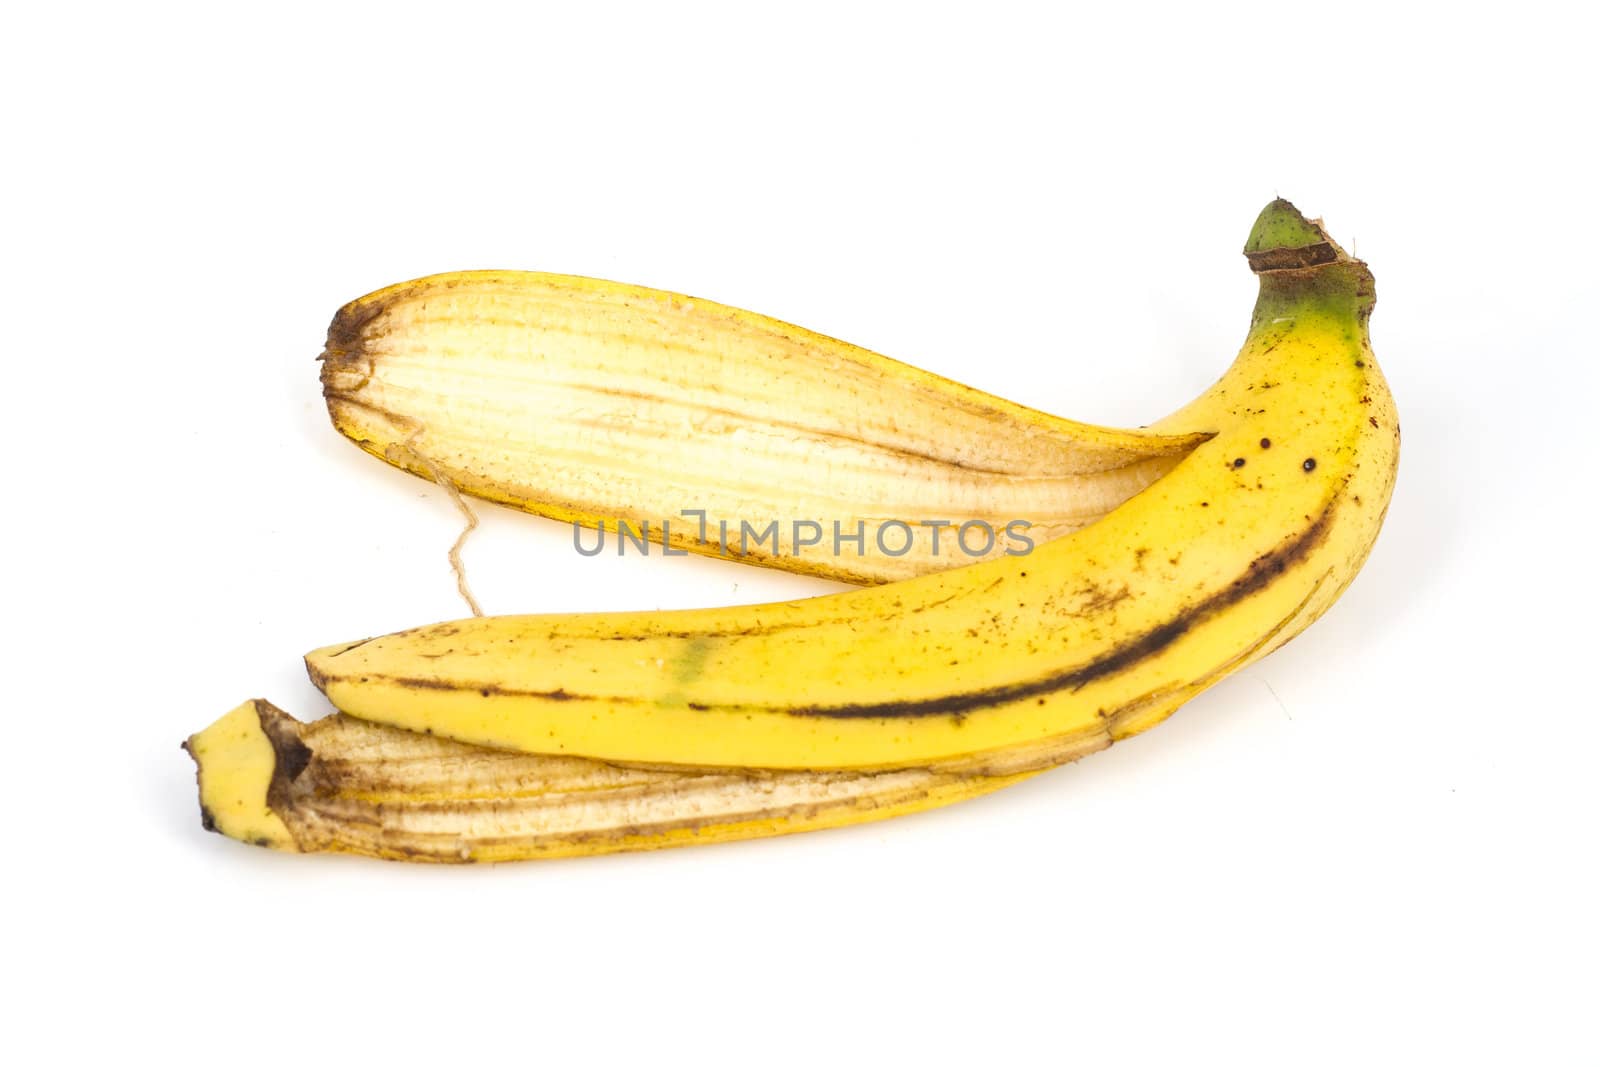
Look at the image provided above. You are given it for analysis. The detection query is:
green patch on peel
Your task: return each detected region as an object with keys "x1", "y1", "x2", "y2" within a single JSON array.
[{"x1": 673, "y1": 637, "x2": 715, "y2": 684}]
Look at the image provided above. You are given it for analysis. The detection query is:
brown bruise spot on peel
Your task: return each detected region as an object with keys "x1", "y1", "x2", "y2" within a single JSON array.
[
  {"x1": 320, "y1": 297, "x2": 388, "y2": 370},
  {"x1": 319, "y1": 502, "x2": 1337, "y2": 724},
  {"x1": 325, "y1": 299, "x2": 378, "y2": 352},
  {"x1": 256, "y1": 704, "x2": 314, "y2": 816},
  {"x1": 318, "y1": 298, "x2": 389, "y2": 399},
  {"x1": 1069, "y1": 580, "x2": 1133, "y2": 617}
]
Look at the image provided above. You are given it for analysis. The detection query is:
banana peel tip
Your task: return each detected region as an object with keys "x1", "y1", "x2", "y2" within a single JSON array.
[{"x1": 184, "y1": 700, "x2": 299, "y2": 852}]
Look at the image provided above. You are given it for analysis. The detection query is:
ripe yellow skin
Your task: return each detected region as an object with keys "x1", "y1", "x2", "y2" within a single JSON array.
[{"x1": 305, "y1": 201, "x2": 1398, "y2": 773}]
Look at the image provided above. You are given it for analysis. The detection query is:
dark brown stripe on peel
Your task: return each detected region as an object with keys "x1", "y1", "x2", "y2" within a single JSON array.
[
  {"x1": 334, "y1": 505, "x2": 1335, "y2": 721},
  {"x1": 799, "y1": 503, "x2": 1335, "y2": 719},
  {"x1": 1246, "y1": 242, "x2": 1340, "y2": 272},
  {"x1": 387, "y1": 676, "x2": 581, "y2": 700}
]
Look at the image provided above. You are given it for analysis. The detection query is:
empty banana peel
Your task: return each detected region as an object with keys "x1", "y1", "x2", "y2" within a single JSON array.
[
  {"x1": 189, "y1": 199, "x2": 1398, "y2": 861},
  {"x1": 186, "y1": 700, "x2": 1032, "y2": 862},
  {"x1": 320, "y1": 269, "x2": 1207, "y2": 584}
]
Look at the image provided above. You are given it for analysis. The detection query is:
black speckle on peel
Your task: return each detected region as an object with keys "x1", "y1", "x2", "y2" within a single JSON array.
[
  {"x1": 1232, "y1": 458, "x2": 1246, "y2": 469},
  {"x1": 1303, "y1": 458, "x2": 1317, "y2": 472},
  {"x1": 1260, "y1": 438, "x2": 1272, "y2": 449}
]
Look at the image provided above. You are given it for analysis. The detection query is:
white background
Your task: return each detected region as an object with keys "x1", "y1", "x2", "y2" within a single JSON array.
[{"x1": 5, "y1": 2, "x2": 1595, "y2": 1063}]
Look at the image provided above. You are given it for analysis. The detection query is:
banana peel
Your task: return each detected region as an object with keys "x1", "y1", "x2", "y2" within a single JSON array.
[
  {"x1": 319, "y1": 269, "x2": 1207, "y2": 585},
  {"x1": 186, "y1": 700, "x2": 1036, "y2": 862},
  {"x1": 188, "y1": 199, "x2": 1398, "y2": 861}
]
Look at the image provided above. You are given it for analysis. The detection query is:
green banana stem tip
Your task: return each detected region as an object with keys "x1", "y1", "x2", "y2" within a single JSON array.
[{"x1": 1245, "y1": 198, "x2": 1346, "y2": 273}]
